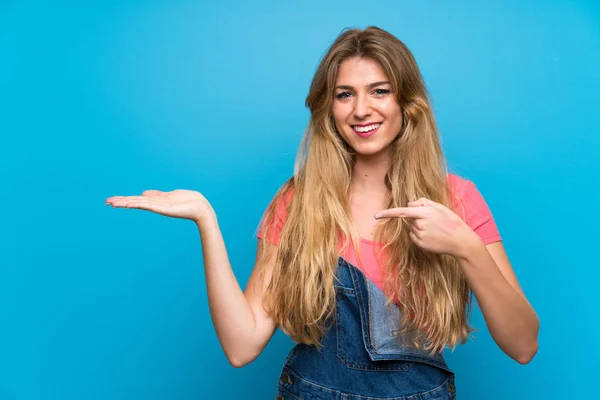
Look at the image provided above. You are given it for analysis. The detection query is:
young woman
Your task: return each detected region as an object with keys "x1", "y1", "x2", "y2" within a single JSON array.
[{"x1": 106, "y1": 26, "x2": 539, "y2": 399}]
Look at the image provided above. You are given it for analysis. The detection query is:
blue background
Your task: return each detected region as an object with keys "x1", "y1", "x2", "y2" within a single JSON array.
[{"x1": 1, "y1": 0, "x2": 599, "y2": 399}]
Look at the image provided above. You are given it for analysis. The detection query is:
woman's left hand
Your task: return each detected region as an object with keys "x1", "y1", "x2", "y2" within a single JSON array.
[{"x1": 375, "y1": 197, "x2": 480, "y2": 258}]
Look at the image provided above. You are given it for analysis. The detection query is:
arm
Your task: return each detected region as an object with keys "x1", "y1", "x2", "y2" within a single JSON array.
[
  {"x1": 198, "y1": 212, "x2": 278, "y2": 368},
  {"x1": 455, "y1": 236, "x2": 539, "y2": 364},
  {"x1": 376, "y1": 197, "x2": 539, "y2": 364},
  {"x1": 105, "y1": 189, "x2": 278, "y2": 368}
]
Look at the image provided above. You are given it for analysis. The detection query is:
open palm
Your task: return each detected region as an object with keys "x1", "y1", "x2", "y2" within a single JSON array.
[{"x1": 105, "y1": 189, "x2": 212, "y2": 223}]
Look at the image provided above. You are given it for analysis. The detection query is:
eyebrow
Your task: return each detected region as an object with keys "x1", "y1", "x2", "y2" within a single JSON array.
[{"x1": 334, "y1": 81, "x2": 391, "y2": 91}]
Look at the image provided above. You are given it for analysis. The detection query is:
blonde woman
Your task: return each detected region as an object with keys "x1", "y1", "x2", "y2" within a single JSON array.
[{"x1": 106, "y1": 26, "x2": 539, "y2": 399}]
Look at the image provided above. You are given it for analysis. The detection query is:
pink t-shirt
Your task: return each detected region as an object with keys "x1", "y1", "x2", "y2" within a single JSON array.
[{"x1": 257, "y1": 174, "x2": 502, "y2": 291}]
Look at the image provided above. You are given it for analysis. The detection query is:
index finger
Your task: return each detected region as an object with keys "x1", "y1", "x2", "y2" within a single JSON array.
[{"x1": 375, "y1": 206, "x2": 428, "y2": 220}]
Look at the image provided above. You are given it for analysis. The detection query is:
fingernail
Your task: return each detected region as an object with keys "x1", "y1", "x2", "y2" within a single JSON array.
[{"x1": 374, "y1": 213, "x2": 381, "y2": 219}]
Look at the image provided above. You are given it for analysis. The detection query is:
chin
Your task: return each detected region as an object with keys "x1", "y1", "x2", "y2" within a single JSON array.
[{"x1": 351, "y1": 145, "x2": 389, "y2": 157}]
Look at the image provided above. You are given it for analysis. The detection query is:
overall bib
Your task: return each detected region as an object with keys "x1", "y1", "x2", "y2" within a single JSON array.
[{"x1": 276, "y1": 258, "x2": 457, "y2": 400}]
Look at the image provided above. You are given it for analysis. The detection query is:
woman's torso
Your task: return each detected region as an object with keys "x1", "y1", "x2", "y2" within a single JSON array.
[{"x1": 275, "y1": 258, "x2": 457, "y2": 400}]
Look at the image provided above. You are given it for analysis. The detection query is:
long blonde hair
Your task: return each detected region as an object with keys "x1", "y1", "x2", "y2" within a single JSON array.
[{"x1": 259, "y1": 26, "x2": 472, "y2": 353}]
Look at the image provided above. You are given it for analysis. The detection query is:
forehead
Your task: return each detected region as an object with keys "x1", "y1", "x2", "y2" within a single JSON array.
[{"x1": 335, "y1": 57, "x2": 388, "y2": 85}]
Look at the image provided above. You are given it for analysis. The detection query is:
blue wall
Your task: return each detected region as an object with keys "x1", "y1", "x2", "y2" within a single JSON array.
[{"x1": 1, "y1": 0, "x2": 598, "y2": 399}]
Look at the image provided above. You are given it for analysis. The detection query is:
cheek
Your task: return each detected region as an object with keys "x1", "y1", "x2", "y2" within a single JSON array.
[
  {"x1": 385, "y1": 104, "x2": 403, "y2": 127},
  {"x1": 331, "y1": 105, "x2": 347, "y2": 126}
]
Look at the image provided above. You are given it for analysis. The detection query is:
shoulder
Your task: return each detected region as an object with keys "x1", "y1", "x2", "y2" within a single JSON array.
[
  {"x1": 258, "y1": 179, "x2": 295, "y2": 244},
  {"x1": 447, "y1": 173, "x2": 483, "y2": 205},
  {"x1": 446, "y1": 172, "x2": 488, "y2": 219},
  {"x1": 447, "y1": 173, "x2": 476, "y2": 194},
  {"x1": 447, "y1": 173, "x2": 502, "y2": 243},
  {"x1": 267, "y1": 179, "x2": 296, "y2": 222},
  {"x1": 275, "y1": 180, "x2": 296, "y2": 210}
]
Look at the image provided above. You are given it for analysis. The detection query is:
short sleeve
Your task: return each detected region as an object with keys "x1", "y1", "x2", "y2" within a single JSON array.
[
  {"x1": 462, "y1": 181, "x2": 502, "y2": 244},
  {"x1": 257, "y1": 188, "x2": 293, "y2": 246},
  {"x1": 449, "y1": 175, "x2": 502, "y2": 245}
]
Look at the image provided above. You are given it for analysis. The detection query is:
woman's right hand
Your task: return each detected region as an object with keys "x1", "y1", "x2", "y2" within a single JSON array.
[{"x1": 105, "y1": 189, "x2": 213, "y2": 224}]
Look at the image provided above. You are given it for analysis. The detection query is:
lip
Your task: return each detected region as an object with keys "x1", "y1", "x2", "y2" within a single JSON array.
[
  {"x1": 351, "y1": 123, "x2": 382, "y2": 138},
  {"x1": 352, "y1": 122, "x2": 382, "y2": 127}
]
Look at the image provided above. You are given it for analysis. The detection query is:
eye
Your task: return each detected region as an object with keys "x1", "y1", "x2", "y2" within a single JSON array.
[
  {"x1": 335, "y1": 91, "x2": 352, "y2": 100},
  {"x1": 373, "y1": 88, "x2": 390, "y2": 96}
]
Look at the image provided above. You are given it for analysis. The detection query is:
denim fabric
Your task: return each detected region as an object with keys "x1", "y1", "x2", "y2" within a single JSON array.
[{"x1": 275, "y1": 258, "x2": 457, "y2": 400}]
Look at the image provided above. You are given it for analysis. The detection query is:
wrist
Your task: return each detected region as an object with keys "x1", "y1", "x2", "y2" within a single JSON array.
[
  {"x1": 454, "y1": 231, "x2": 484, "y2": 261},
  {"x1": 195, "y1": 207, "x2": 218, "y2": 232}
]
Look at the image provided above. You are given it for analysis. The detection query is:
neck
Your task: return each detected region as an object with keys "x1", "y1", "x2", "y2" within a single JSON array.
[{"x1": 349, "y1": 151, "x2": 391, "y2": 194}]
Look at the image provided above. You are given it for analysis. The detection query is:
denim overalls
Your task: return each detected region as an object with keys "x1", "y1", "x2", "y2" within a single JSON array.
[{"x1": 276, "y1": 258, "x2": 457, "y2": 400}]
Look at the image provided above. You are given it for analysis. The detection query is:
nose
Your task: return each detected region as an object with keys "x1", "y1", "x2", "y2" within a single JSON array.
[{"x1": 353, "y1": 92, "x2": 372, "y2": 120}]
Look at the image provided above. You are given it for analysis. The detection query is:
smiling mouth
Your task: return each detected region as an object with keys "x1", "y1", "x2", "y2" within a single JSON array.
[
  {"x1": 351, "y1": 123, "x2": 382, "y2": 137},
  {"x1": 352, "y1": 123, "x2": 382, "y2": 132}
]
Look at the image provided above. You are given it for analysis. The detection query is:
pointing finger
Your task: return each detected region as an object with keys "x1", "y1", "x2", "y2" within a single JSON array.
[{"x1": 375, "y1": 207, "x2": 428, "y2": 220}]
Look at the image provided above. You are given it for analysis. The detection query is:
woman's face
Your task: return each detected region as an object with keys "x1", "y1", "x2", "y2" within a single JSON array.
[{"x1": 332, "y1": 57, "x2": 403, "y2": 159}]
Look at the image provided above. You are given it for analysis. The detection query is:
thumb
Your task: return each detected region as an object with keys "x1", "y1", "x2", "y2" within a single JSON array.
[
  {"x1": 408, "y1": 197, "x2": 444, "y2": 210},
  {"x1": 142, "y1": 190, "x2": 165, "y2": 197},
  {"x1": 407, "y1": 197, "x2": 430, "y2": 207}
]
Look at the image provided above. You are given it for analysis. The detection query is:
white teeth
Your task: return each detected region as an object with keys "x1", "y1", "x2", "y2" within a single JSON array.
[{"x1": 353, "y1": 123, "x2": 381, "y2": 132}]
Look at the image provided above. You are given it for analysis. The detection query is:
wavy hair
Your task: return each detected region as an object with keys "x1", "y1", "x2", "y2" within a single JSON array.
[{"x1": 259, "y1": 26, "x2": 472, "y2": 353}]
